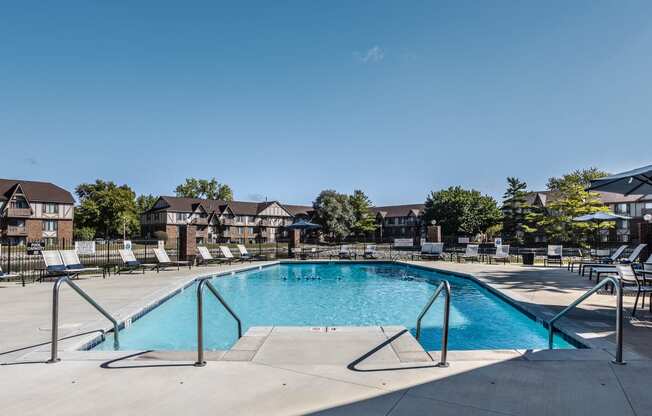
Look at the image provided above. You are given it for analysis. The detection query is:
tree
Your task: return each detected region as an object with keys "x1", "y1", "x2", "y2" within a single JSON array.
[
  {"x1": 423, "y1": 186, "x2": 503, "y2": 237},
  {"x1": 312, "y1": 190, "x2": 355, "y2": 241},
  {"x1": 547, "y1": 167, "x2": 609, "y2": 191},
  {"x1": 174, "y1": 177, "x2": 233, "y2": 201},
  {"x1": 74, "y1": 226, "x2": 96, "y2": 241},
  {"x1": 136, "y1": 194, "x2": 158, "y2": 213},
  {"x1": 349, "y1": 190, "x2": 377, "y2": 239},
  {"x1": 74, "y1": 180, "x2": 140, "y2": 239},
  {"x1": 527, "y1": 168, "x2": 611, "y2": 246},
  {"x1": 502, "y1": 177, "x2": 529, "y2": 245}
]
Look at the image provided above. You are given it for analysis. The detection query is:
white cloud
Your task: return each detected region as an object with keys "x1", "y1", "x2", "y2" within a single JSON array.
[{"x1": 355, "y1": 46, "x2": 385, "y2": 63}]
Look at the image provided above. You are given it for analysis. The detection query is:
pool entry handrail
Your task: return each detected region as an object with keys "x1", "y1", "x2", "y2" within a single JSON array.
[
  {"x1": 47, "y1": 275, "x2": 120, "y2": 363},
  {"x1": 195, "y1": 277, "x2": 242, "y2": 367},
  {"x1": 415, "y1": 280, "x2": 451, "y2": 367},
  {"x1": 547, "y1": 276, "x2": 624, "y2": 365}
]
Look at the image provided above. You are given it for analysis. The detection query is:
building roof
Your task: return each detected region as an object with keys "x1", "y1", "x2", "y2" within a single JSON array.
[
  {"x1": 0, "y1": 179, "x2": 74, "y2": 204},
  {"x1": 596, "y1": 191, "x2": 652, "y2": 204},
  {"x1": 370, "y1": 204, "x2": 425, "y2": 218},
  {"x1": 150, "y1": 196, "x2": 299, "y2": 217},
  {"x1": 283, "y1": 204, "x2": 313, "y2": 217}
]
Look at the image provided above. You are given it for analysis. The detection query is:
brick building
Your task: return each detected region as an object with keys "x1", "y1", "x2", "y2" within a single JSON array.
[
  {"x1": 0, "y1": 179, "x2": 75, "y2": 245},
  {"x1": 141, "y1": 196, "x2": 312, "y2": 245},
  {"x1": 371, "y1": 204, "x2": 425, "y2": 243}
]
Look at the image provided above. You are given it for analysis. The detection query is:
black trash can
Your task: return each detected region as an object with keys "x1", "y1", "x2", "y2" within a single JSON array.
[{"x1": 522, "y1": 252, "x2": 535, "y2": 265}]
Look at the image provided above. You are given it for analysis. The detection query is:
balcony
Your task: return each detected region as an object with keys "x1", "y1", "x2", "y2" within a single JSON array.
[
  {"x1": 6, "y1": 226, "x2": 27, "y2": 236},
  {"x1": 191, "y1": 217, "x2": 209, "y2": 225},
  {"x1": 6, "y1": 208, "x2": 32, "y2": 217}
]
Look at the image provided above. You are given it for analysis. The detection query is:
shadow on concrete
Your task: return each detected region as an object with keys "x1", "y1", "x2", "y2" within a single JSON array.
[
  {"x1": 100, "y1": 350, "x2": 197, "y2": 369},
  {"x1": 0, "y1": 329, "x2": 105, "y2": 357}
]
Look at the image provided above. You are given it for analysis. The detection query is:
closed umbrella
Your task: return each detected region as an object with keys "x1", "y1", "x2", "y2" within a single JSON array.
[{"x1": 588, "y1": 165, "x2": 652, "y2": 196}]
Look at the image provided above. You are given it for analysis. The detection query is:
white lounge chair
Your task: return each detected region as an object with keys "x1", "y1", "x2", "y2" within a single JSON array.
[
  {"x1": 544, "y1": 245, "x2": 563, "y2": 267},
  {"x1": 219, "y1": 246, "x2": 238, "y2": 263},
  {"x1": 491, "y1": 245, "x2": 510, "y2": 264},
  {"x1": 338, "y1": 245, "x2": 354, "y2": 260},
  {"x1": 363, "y1": 244, "x2": 379, "y2": 259},
  {"x1": 60, "y1": 250, "x2": 101, "y2": 274},
  {"x1": 152, "y1": 248, "x2": 192, "y2": 272},
  {"x1": 117, "y1": 249, "x2": 152, "y2": 274},
  {"x1": 573, "y1": 245, "x2": 626, "y2": 274},
  {"x1": 590, "y1": 244, "x2": 648, "y2": 280},
  {"x1": 236, "y1": 244, "x2": 253, "y2": 261},
  {"x1": 413, "y1": 243, "x2": 444, "y2": 261},
  {"x1": 196, "y1": 246, "x2": 226, "y2": 265},
  {"x1": 459, "y1": 244, "x2": 479, "y2": 263},
  {"x1": 0, "y1": 265, "x2": 19, "y2": 280}
]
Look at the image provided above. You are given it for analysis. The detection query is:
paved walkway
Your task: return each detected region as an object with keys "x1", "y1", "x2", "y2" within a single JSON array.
[{"x1": 1, "y1": 260, "x2": 651, "y2": 415}]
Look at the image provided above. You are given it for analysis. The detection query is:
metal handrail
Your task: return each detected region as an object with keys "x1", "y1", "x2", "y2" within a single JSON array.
[
  {"x1": 195, "y1": 278, "x2": 242, "y2": 367},
  {"x1": 47, "y1": 276, "x2": 120, "y2": 363},
  {"x1": 547, "y1": 276, "x2": 624, "y2": 365},
  {"x1": 415, "y1": 280, "x2": 451, "y2": 367}
]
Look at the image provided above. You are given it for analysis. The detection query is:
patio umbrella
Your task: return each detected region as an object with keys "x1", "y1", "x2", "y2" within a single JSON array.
[
  {"x1": 587, "y1": 164, "x2": 652, "y2": 196},
  {"x1": 572, "y1": 211, "x2": 631, "y2": 251}
]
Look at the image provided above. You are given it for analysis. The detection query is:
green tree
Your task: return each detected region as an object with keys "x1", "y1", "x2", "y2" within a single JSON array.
[
  {"x1": 174, "y1": 177, "x2": 233, "y2": 201},
  {"x1": 527, "y1": 168, "x2": 611, "y2": 246},
  {"x1": 502, "y1": 177, "x2": 529, "y2": 245},
  {"x1": 349, "y1": 190, "x2": 377, "y2": 239},
  {"x1": 312, "y1": 190, "x2": 355, "y2": 241},
  {"x1": 547, "y1": 167, "x2": 609, "y2": 191},
  {"x1": 73, "y1": 226, "x2": 96, "y2": 241},
  {"x1": 74, "y1": 180, "x2": 140, "y2": 239},
  {"x1": 423, "y1": 186, "x2": 503, "y2": 237},
  {"x1": 136, "y1": 194, "x2": 158, "y2": 213}
]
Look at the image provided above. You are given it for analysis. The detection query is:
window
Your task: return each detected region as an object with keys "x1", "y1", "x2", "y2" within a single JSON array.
[
  {"x1": 645, "y1": 202, "x2": 652, "y2": 209},
  {"x1": 176, "y1": 212, "x2": 189, "y2": 222},
  {"x1": 44, "y1": 203, "x2": 58, "y2": 214},
  {"x1": 42, "y1": 220, "x2": 57, "y2": 231},
  {"x1": 44, "y1": 237, "x2": 57, "y2": 247},
  {"x1": 616, "y1": 203, "x2": 629, "y2": 214},
  {"x1": 617, "y1": 219, "x2": 629, "y2": 230},
  {"x1": 247, "y1": 227, "x2": 254, "y2": 234}
]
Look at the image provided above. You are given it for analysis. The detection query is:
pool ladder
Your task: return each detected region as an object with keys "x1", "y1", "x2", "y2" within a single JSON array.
[
  {"x1": 547, "y1": 276, "x2": 625, "y2": 364},
  {"x1": 194, "y1": 277, "x2": 242, "y2": 367},
  {"x1": 415, "y1": 280, "x2": 451, "y2": 367},
  {"x1": 48, "y1": 275, "x2": 120, "y2": 363}
]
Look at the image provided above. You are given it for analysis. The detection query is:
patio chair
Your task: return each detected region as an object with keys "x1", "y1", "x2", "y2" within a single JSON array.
[
  {"x1": 459, "y1": 244, "x2": 479, "y2": 263},
  {"x1": 152, "y1": 248, "x2": 192, "y2": 272},
  {"x1": 593, "y1": 253, "x2": 652, "y2": 282},
  {"x1": 0, "y1": 265, "x2": 19, "y2": 280},
  {"x1": 117, "y1": 249, "x2": 152, "y2": 274},
  {"x1": 589, "y1": 244, "x2": 648, "y2": 280},
  {"x1": 413, "y1": 243, "x2": 444, "y2": 261},
  {"x1": 219, "y1": 246, "x2": 239, "y2": 263},
  {"x1": 60, "y1": 250, "x2": 101, "y2": 274},
  {"x1": 490, "y1": 245, "x2": 510, "y2": 264},
  {"x1": 196, "y1": 246, "x2": 225, "y2": 266},
  {"x1": 236, "y1": 244, "x2": 253, "y2": 261},
  {"x1": 363, "y1": 244, "x2": 379, "y2": 259},
  {"x1": 544, "y1": 245, "x2": 563, "y2": 267},
  {"x1": 338, "y1": 245, "x2": 355, "y2": 260},
  {"x1": 617, "y1": 265, "x2": 652, "y2": 317},
  {"x1": 568, "y1": 244, "x2": 627, "y2": 275},
  {"x1": 576, "y1": 245, "x2": 627, "y2": 275}
]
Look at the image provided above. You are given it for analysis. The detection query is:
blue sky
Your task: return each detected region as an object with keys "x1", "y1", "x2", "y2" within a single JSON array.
[{"x1": 1, "y1": 1, "x2": 651, "y2": 205}]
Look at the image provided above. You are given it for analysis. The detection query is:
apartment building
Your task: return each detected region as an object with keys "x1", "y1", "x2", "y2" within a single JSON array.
[
  {"x1": 371, "y1": 204, "x2": 425, "y2": 243},
  {"x1": 523, "y1": 190, "x2": 652, "y2": 243},
  {"x1": 141, "y1": 196, "x2": 312, "y2": 244},
  {"x1": 0, "y1": 179, "x2": 75, "y2": 245}
]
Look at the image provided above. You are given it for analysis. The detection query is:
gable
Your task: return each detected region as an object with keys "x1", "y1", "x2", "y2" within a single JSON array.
[{"x1": 258, "y1": 202, "x2": 291, "y2": 217}]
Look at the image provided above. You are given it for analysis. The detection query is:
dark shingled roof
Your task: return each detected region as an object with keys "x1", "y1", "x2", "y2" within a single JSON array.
[
  {"x1": 370, "y1": 204, "x2": 425, "y2": 218},
  {"x1": 0, "y1": 178, "x2": 74, "y2": 204},
  {"x1": 150, "y1": 196, "x2": 297, "y2": 217},
  {"x1": 283, "y1": 204, "x2": 313, "y2": 217}
]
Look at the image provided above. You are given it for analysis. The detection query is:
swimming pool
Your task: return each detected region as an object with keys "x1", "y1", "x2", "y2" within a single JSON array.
[{"x1": 93, "y1": 263, "x2": 576, "y2": 351}]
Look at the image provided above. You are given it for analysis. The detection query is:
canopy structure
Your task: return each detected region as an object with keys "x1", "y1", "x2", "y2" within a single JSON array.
[{"x1": 588, "y1": 165, "x2": 652, "y2": 196}]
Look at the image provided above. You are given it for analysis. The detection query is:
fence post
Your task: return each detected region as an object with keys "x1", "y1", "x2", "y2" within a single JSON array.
[{"x1": 7, "y1": 241, "x2": 11, "y2": 274}]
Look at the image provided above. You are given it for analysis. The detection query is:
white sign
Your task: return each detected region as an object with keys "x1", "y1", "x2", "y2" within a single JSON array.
[
  {"x1": 393, "y1": 238, "x2": 413, "y2": 248},
  {"x1": 123, "y1": 240, "x2": 132, "y2": 251},
  {"x1": 458, "y1": 237, "x2": 470, "y2": 244},
  {"x1": 494, "y1": 238, "x2": 502, "y2": 247},
  {"x1": 75, "y1": 241, "x2": 96, "y2": 255},
  {"x1": 157, "y1": 240, "x2": 165, "y2": 250}
]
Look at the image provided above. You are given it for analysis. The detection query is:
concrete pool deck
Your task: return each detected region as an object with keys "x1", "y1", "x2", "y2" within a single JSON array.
[{"x1": 1, "y1": 260, "x2": 651, "y2": 415}]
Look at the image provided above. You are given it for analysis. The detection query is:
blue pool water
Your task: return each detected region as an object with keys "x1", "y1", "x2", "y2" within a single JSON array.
[{"x1": 94, "y1": 263, "x2": 575, "y2": 351}]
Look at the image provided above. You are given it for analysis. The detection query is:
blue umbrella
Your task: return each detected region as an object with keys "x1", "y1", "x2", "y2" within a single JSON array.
[
  {"x1": 573, "y1": 212, "x2": 631, "y2": 251},
  {"x1": 285, "y1": 219, "x2": 321, "y2": 230}
]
